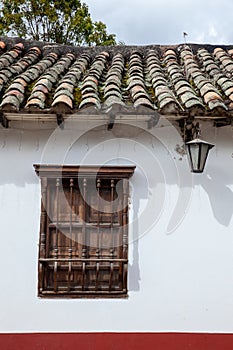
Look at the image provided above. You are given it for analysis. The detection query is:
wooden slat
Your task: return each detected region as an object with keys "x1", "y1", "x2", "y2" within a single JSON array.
[
  {"x1": 95, "y1": 262, "x2": 100, "y2": 291},
  {"x1": 109, "y1": 179, "x2": 115, "y2": 291},
  {"x1": 110, "y1": 179, "x2": 115, "y2": 256},
  {"x1": 95, "y1": 178, "x2": 101, "y2": 290},
  {"x1": 82, "y1": 178, "x2": 87, "y2": 258},
  {"x1": 68, "y1": 261, "x2": 72, "y2": 293},
  {"x1": 53, "y1": 261, "x2": 58, "y2": 293},
  {"x1": 54, "y1": 178, "x2": 60, "y2": 259},
  {"x1": 67, "y1": 178, "x2": 74, "y2": 292},
  {"x1": 82, "y1": 178, "x2": 87, "y2": 290},
  {"x1": 122, "y1": 179, "x2": 129, "y2": 260},
  {"x1": 96, "y1": 178, "x2": 101, "y2": 258},
  {"x1": 38, "y1": 263, "x2": 44, "y2": 294},
  {"x1": 39, "y1": 177, "x2": 47, "y2": 258},
  {"x1": 123, "y1": 262, "x2": 128, "y2": 292},
  {"x1": 82, "y1": 262, "x2": 86, "y2": 290},
  {"x1": 69, "y1": 178, "x2": 74, "y2": 257}
]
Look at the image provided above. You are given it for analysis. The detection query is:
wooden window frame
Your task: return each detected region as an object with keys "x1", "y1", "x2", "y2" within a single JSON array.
[{"x1": 34, "y1": 165, "x2": 135, "y2": 298}]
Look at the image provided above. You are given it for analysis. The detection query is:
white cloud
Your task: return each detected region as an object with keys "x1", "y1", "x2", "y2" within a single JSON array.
[
  {"x1": 209, "y1": 24, "x2": 218, "y2": 39},
  {"x1": 84, "y1": 0, "x2": 233, "y2": 44}
]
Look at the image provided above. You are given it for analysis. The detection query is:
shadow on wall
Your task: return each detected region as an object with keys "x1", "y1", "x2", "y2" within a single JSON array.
[
  {"x1": 198, "y1": 166, "x2": 233, "y2": 227},
  {"x1": 128, "y1": 171, "x2": 149, "y2": 292}
]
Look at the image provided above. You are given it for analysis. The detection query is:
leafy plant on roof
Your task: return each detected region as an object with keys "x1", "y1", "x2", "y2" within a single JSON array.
[{"x1": 0, "y1": 0, "x2": 116, "y2": 46}]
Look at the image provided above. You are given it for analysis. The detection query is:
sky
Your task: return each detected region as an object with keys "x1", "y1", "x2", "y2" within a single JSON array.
[{"x1": 85, "y1": 0, "x2": 233, "y2": 45}]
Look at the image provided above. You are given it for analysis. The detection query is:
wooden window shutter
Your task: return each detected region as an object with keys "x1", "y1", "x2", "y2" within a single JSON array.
[{"x1": 34, "y1": 165, "x2": 135, "y2": 298}]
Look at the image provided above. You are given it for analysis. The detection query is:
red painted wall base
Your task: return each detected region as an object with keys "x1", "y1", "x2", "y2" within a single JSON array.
[{"x1": 0, "y1": 332, "x2": 233, "y2": 350}]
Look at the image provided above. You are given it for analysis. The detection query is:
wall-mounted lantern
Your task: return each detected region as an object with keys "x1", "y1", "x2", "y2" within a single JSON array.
[{"x1": 185, "y1": 122, "x2": 215, "y2": 173}]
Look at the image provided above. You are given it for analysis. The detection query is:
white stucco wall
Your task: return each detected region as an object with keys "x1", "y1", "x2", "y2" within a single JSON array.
[{"x1": 0, "y1": 117, "x2": 232, "y2": 333}]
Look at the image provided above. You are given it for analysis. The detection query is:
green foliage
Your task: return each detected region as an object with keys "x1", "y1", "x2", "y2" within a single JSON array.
[{"x1": 0, "y1": 0, "x2": 116, "y2": 46}]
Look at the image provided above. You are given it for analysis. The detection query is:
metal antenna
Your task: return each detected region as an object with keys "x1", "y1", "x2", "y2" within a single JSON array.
[
  {"x1": 183, "y1": 32, "x2": 188, "y2": 44},
  {"x1": 183, "y1": 31, "x2": 195, "y2": 57}
]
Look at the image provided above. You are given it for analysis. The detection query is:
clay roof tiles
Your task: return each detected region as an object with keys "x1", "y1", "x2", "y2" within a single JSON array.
[{"x1": 0, "y1": 38, "x2": 233, "y2": 121}]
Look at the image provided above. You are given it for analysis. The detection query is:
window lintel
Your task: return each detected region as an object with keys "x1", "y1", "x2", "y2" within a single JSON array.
[{"x1": 34, "y1": 164, "x2": 136, "y2": 179}]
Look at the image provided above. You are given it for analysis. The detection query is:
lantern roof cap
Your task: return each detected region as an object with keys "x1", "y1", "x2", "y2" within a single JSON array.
[{"x1": 186, "y1": 138, "x2": 215, "y2": 148}]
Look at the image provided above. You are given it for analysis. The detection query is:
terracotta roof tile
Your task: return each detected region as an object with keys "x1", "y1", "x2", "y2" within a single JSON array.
[
  {"x1": 0, "y1": 38, "x2": 232, "y2": 119},
  {"x1": 52, "y1": 94, "x2": 73, "y2": 109},
  {"x1": 103, "y1": 53, "x2": 125, "y2": 109}
]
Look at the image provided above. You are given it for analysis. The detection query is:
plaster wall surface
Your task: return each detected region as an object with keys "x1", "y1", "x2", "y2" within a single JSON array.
[{"x1": 0, "y1": 119, "x2": 232, "y2": 333}]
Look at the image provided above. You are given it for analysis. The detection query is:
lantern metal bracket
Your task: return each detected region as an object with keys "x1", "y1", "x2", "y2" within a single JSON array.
[
  {"x1": 178, "y1": 118, "x2": 199, "y2": 142},
  {"x1": 193, "y1": 122, "x2": 200, "y2": 139},
  {"x1": 56, "y1": 113, "x2": 64, "y2": 128}
]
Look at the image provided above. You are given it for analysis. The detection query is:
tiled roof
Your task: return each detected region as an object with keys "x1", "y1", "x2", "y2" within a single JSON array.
[{"x1": 0, "y1": 37, "x2": 233, "y2": 123}]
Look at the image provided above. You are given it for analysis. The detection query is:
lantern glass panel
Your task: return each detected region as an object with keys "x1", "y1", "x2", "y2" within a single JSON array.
[
  {"x1": 199, "y1": 143, "x2": 210, "y2": 172},
  {"x1": 188, "y1": 143, "x2": 200, "y2": 171}
]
